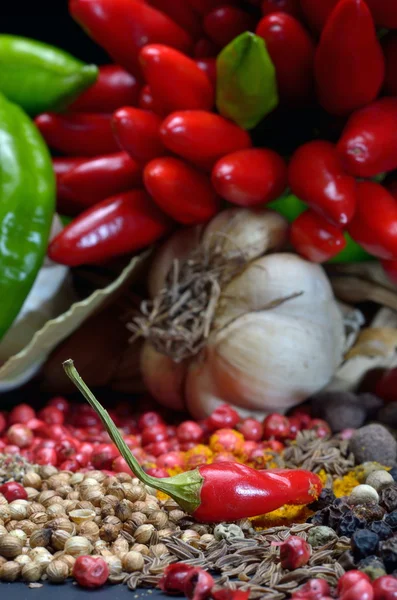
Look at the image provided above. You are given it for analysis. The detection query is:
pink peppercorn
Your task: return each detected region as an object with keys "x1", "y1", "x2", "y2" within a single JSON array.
[
  {"x1": 177, "y1": 421, "x2": 204, "y2": 444},
  {"x1": 0, "y1": 481, "x2": 28, "y2": 502},
  {"x1": 73, "y1": 555, "x2": 109, "y2": 588}
]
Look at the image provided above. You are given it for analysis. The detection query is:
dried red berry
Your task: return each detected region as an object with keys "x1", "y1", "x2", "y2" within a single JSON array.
[
  {"x1": 278, "y1": 536, "x2": 311, "y2": 570},
  {"x1": 73, "y1": 555, "x2": 109, "y2": 588}
]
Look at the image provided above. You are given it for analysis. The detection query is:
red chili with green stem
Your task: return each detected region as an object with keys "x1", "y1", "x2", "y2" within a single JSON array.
[
  {"x1": 63, "y1": 360, "x2": 323, "y2": 522},
  {"x1": 314, "y1": 0, "x2": 384, "y2": 116}
]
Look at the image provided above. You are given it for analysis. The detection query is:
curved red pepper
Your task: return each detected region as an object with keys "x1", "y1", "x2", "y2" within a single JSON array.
[
  {"x1": 211, "y1": 148, "x2": 287, "y2": 207},
  {"x1": 147, "y1": 0, "x2": 203, "y2": 41},
  {"x1": 288, "y1": 141, "x2": 357, "y2": 227},
  {"x1": 138, "y1": 85, "x2": 164, "y2": 116},
  {"x1": 48, "y1": 189, "x2": 172, "y2": 266},
  {"x1": 314, "y1": 0, "x2": 384, "y2": 116},
  {"x1": 144, "y1": 157, "x2": 220, "y2": 224},
  {"x1": 337, "y1": 98, "x2": 397, "y2": 178},
  {"x1": 159, "y1": 110, "x2": 252, "y2": 171},
  {"x1": 57, "y1": 152, "x2": 142, "y2": 215},
  {"x1": 203, "y1": 6, "x2": 256, "y2": 48},
  {"x1": 139, "y1": 45, "x2": 214, "y2": 114},
  {"x1": 53, "y1": 157, "x2": 87, "y2": 183},
  {"x1": 382, "y1": 33, "x2": 397, "y2": 97},
  {"x1": 112, "y1": 107, "x2": 166, "y2": 163},
  {"x1": 69, "y1": 0, "x2": 193, "y2": 77},
  {"x1": 69, "y1": 65, "x2": 141, "y2": 113},
  {"x1": 290, "y1": 209, "x2": 346, "y2": 263},
  {"x1": 348, "y1": 181, "x2": 397, "y2": 260},
  {"x1": 261, "y1": 0, "x2": 301, "y2": 18},
  {"x1": 35, "y1": 112, "x2": 119, "y2": 156},
  {"x1": 256, "y1": 13, "x2": 315, "y2": 105}
]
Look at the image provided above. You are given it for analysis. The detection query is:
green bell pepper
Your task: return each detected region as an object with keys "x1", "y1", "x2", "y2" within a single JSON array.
[
  {"x1": 0, "y1": 35, "x2": 98, "y2": 116},
  {"x1": 0, "y1": 92, "x2": 55, "y2": 341}
]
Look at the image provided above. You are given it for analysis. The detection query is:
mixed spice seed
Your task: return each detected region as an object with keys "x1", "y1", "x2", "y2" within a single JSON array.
[{"x1": 0, "y1": 380, "x2": 396, "y2": 598}]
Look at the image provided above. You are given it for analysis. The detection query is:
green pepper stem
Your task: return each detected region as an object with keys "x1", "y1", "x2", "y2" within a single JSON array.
[{"x1": 62, "y1": 360, "x2": 202, "y2": 513}]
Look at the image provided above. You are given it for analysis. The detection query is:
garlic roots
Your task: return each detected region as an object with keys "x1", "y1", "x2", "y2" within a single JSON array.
[{"x1": 137, "y1": 208, "x2": 345, "y2": 418}]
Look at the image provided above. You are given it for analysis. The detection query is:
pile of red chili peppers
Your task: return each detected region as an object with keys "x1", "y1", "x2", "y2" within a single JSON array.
[{"x1": 33, "y1": 0, "x2": 397, "y2": 285}]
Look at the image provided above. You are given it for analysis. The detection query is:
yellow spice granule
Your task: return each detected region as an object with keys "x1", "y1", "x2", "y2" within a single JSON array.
[{"x1": 251, "y1": 504, "x2": 313, "y2": 529}]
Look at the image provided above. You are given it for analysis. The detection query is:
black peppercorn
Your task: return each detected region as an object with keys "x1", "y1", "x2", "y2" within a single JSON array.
[
  {"x1": 380, "y1": 536, "x2": 397, "y2": 573},
  {"x1": 379, "y1": 483, "x2": 397, "y2": 512},
  {"x1": 351, "y1": 502, "x2": 386, "y2": 523},
  {"x1": 309, "y1": 488, "x2": 336, "y2": 511},
  {"x1": 338, "y1": 513, "x2": 366, "y2": 537},
  {"x1": 368, "y1": 520, "x2": 393, "y2": 540},
  {"x1": 385, "y1": 510, "x2": 397, "y2": 531},
  {"x1": 351, "y1": 529, "x2": 380, "y2": 560}
]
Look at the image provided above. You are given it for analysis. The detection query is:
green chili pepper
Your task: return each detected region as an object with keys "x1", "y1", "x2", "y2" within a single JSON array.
[
  {"x1": 0, "y1": 35, "x2": 98, "y2": 116},
  {"x1": 0, "y1": 92, "x2": 55, "y2": 341},
  {"x1": 216, "y1": 32, "x2": 278, "y2": 130},
  {"x1": 268, "y1": 192, "x2": 373, "y2": 263}
]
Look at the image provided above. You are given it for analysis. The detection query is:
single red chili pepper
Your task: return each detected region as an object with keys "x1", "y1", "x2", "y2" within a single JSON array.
[
  {"x1": 288, "y1": 141, "x2": 357, "y2": 227},
  {"x1": 261, "y1": 0, "x2": 301, "y2": 18},
  {"x1": 112, "y1": 107, "x2": 165, "y2": 163},
  {"x1": 35, "y1": 112, "x2": 119, "y2": 156},
  {"x1": 69, "y1": 64, "x2": 141, "y2": 113},
  {"x1": 57, "y1": 152, "x2": 142, "y2": 215},
  {"x1": 48, "y1": 189, "x2": 172, "y2": 266},
  {"x1": 160, "y1": 110, "x2": 252, "y2": 171},
  {"x1": 69, "y1": 0, "x2": 192, "y2": 77},
  {"x1": 144, "y1": 157, "x2": 220, "y2": 224},
  {"x1": 52, "y1": 157, "x2": 87, "y2": 184},
  {"x1": 256, "y1": 13, "x2": 315, "y2": 105},
  {"x1": 212, "y1": 148, "x2": 287, "y2": 207},
  {"x1": 138, "y1": 85, "x2": 164, "y2": 115},
  {"x1": 383, "y1": 33, "x2": 397, "y2": 96},
  {"x1": 147, "y1": 0, "x2": 203, "y2": 41},
  {"x1": 314, "y1": 0, "x2": 384, "y2": 116},
  {"x1": 66, "y1": 359, "x2": 323, "y2": 521},
  {"x1": 337, "y1": 98, "x2": 397, "y2": 178},
  {"x1": 195, "y1": 58, "x2": 217, "y2": 88},
  {"x1": 184, "y1": 568, "x2": 214, "y2": 600},
  {"x1": 290, "y1": 209, "x2": 346, "y2": 263},
  {"x1": 347, "y1": 181, "x2": 397, "y2": 259},
  {"x1": 159, "y1": 563, "x2": 196, "y2": 594},
  {"x1": 299, "y1": 0, "x2": 338, "y2": 33},
  {"x1": 203, "y1": 6, "x2": 256, "y2": 48},
  {"x1": 194, "y1": 38, "x2": 220, "y2": 59},
  {"x1": 139, "y1": 45, "x2": 214, "y2": 114}
]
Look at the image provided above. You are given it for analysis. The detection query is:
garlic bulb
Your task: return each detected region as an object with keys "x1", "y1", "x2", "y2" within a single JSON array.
[{"x1": 137, "y1": 208, "x2": 345, "y2": 418}]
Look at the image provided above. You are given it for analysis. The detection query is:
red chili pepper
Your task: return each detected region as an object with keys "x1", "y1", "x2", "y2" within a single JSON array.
[
  {"x1": 146, "y1": 0, "x2": 203, "y2": 41},
  {"x1": 256, "y1": 13, "x2": 315, "y2": 105},
  {"x1": 212, "y1": 148, "x2": 287, "y2": 207},
  {"x1": 314, "y1": 0, "x2": 384, "y2": 116},
  {"x1": 288, "y1": 141, "x2": 357, "y2": 227},
  {"x1": 57, "y1": 152, "x2": 142, "y2": 215},
  {"x1": 160, "y1": 110, "x2": 252, "y2": 171},
  {"x1": 48, "y1": 189, "x2": 172, "y2": 266},
  {"x1": 347, "y1": 181, "x2": 397, "y2": 260},
  {"x1": 139, "y1": 45, "x2": 214, "y2": 114},
  {"x1": 290, "y1": 209, "x2": 346, "y2": 263},
  {"x1": 203, "y1": 7, "x2": 256, "y2": 48},
  {"x1": 337, "y1": 98, "x2": 397, "y2": 178},
  {"x1": 112, "y1": 107, "x2": 165, "y2": 163},
  {"x1": 35, "y1": 112, "x2": 119, "y2": 156},
  {"x1": 382, "y1": 33, "x2": 397, "y2": 96},
  {"x1": 188, "y1": 0, "x2": 239, "y2": 16},
  {"x1": 261, "y1": 0, "x2": 301, "y2": 18},
  {"x1": 69, "y1": 65, "x2": 141, "y2": 113},
  {"x1": 52, "y1": 157, "x2": 87, "y2": 184},
  {"x1": 195, "y1": 58, "x2": 217, "y2": 88},
  {"x1": 194, "y1": 38, "x2": 220, "y2": 59},
  {"x1": 143, "y1": 157, "x2": 220, "y2": 224},
  {"x1": 299, "y1": 0, "x2": 338, "y2": 33},
  {"x1": 138, "y1": 85, "x2": 164, "y2": 115},
  {"x1": 69, "y1": 0, "x2": 193, "y2": 77}
]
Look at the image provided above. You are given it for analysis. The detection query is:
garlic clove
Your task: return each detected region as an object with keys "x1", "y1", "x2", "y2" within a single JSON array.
[
  {"x1": 140, "y1": 341, "x2": 187, "y2": 411},
  {"x1": 201, "y1": 208, "x2": 288, "y2": 263},
  {"x1": 185, "y1": 354, "x2": 226, "y2": 419}
]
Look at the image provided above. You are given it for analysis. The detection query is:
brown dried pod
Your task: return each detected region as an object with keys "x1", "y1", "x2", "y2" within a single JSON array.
[
  {"x1": 59, "y1": 554, "x2": 75, "y2": 574},
  {"x1": 0, "y1": 534, "x2": 24, "y2": 558},
  {"x1": 83, "y1": 489, "x2": 103, "y2": 506},
  {"x1": 9, "y1": 529, "x2": 27, "y2": 545},
  {"x1": 55, "y1": 486, "x2": 73, "y2": 499},
  {"x1": 30, "y1": 528, "x2": 52, "y2": 549},
  {"x1": 169, "y1": 510, "x2": 186, "y2": 523},
  {"x1": 104, "y1": 555, "x2": 122, "y2": 577},
  {"x1": 5, "y1": 520, "x2": 19, "y2": 532},
  {"x1": 47, "y1": 495, "x2": 65, "y2": 507},
  {"x1": 147, "y1": 510, "x2": 169, "y2": 530},
  {"x1": 27, "y1": 502, "x2": 45, "y2": 516},
  {"x1": 0, "y1": 506, "x2": 11, "y2": 521},
  {"x1": 30, "y1": 512, "x2": 48, "y2": 526},
  {"x1": 64, "y1": 536, "x2": 93, "y2": 557},
  {"x1": 0, "y1": 494, "x2": 8, "y2": 506},
  {"x1": 25, "y1": 488, "x2": 40, "y2": 502},
  {"x1": 134, "y1": 524, "x2": 156, "y2": 545},
  {"x1": 63, "y1": 500, "x2": 78, "y2": 513},
  {"x1": 116, "y1": 473, "x2": 131, "y2": 484},
  {"x1": 47, "y1": 504, "x2": 66, "y2": 519},
  {"x1": 66, "y1": 492, "x2": 80, "y2": 501},
  {"x1": 0, "y1": 526, "x2": 7, "y2": 537},
  {"x1": 15, "y1": 554, "x2": 31, "y2": 567},
  {"x1": 85, "y1": 471, "x2": 106, "y2": 483},
  {"x1": 131, "y1": 543, "x2": 150, "y2": 556},
  {"x1": 111, "y1": 536, "x2": 129, "y2": 557},
  {"x1": 46, "y1": 559, "x2": 69, "y2": 583},
  {"x1": 23, "y1": 472, "x2": 42, "y2": 490},
  {"x1": 100, "y1": 524, "x2": 120, "y2": 543},
  {"x1": 200, "y1": 534, "x2": 215, "y2": 546},
  {"x1": 18, "y1": 520, "x2": 38, "y2": 536},
  {"x1": 181, "y1": 529, "x2": 201, "y2": 543},
  {"x1": 69, "y1": 509, "x2": 96, "y2": 525},
  {"x1": 115, "y1": 500, "x2": 133, "y2": 522},
  {"x1": 106, "y1": 483, "x2": 125, "y2": 501},
  {"x1": 48, "y1": 518, "x2": 76, "y2": 535},
  {"x1": 162, "y1": 498, "x2": 180, "y2": 512},
  {"x1": 21, "y1": 562, "x2": 42, "y2": 582},
  {"x1": 39, "y1": 465, "x2": 58, "y2": 480},
  {"x1": 151, "y1": 543, "x2": 168, "y2": 558},
  {"x1": 38, "y1": 490, "x2": 59, "y2": 507},
  {"x1": 0, "y1": 561, "x2": 21, "y2": 581},
  {"x1": 51, "y1": 530, "x2": 71, "y2": 551},
  {"x1": 157, "y1": 528, "x2": 176, "y2": 539},
  {"x1": 122, "y1": 551, "x2": 144, "y2": 573},
  {"x1": 123, "y1": 484, "x2": 146, "y2": 503},
  {"x1": 69, "y1": 473, "x2": 84, "y2": 486}
]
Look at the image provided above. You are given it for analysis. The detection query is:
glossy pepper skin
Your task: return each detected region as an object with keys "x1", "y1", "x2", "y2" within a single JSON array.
[
  {"x1": 211, "y1": 148, "x2": 287, "y2": 207},
  {"x1": 52, "y1": 157, "x2": 86, "y2": 183},
  {"x1": 57, "y1": 152, "x2": 142, "y2": 215},
  {"x1": 147, "y1": 0, "x2": 203, "y2": 41},
  {"x1": 195, "y1": 58, "x2": 217, "y2": 88},
  {"x1": 337, "y1": 98, "x2": 397, "y2": 178},
  {"x1": 290, "y1": 209, "x2": 346, "y2": 263},
  {"x1": 348, "y1": 181, "x2": 397, "y2": 260},
  {"x1": 35, "y1": 112, "x2": 119, "y2": 156},
  {"x1": 288, "y1": 141, "x2": 357, "y2": 227},
  {"x1": 0, "y1": 93, "x2": 55, "y2": 340},
  {"x1": 382, "y1": 33, "x2": 397, "y2": 96},
  {"x1": 139, "y1": 45, "x2": 214, "y2": 114},
  {"x1": 69, "y1": 0, "x2": 192, "y2": 77},
  {"x1": 0, "y1": 35, "x2": 98, "y2": 116},
  {"x1": 256, "y1": 13, "x2": 315, "y2": 105},
  {"x1": 69, "y1": 64, "x2": 141, "y2": 113},
  {"x1": 112, "y1": 107, "x2": 165, "y2": 163},
  {"x1": 204, "y1": 7, "x2": 256, "y2": 48},
  {"x1": 314, "y1": 0, "x2": 384, "y2": 116},
  {"x1": 143, "y1": 157, "x2": 220, "y2": 224},
  {"x1": 160, "y1": 110, "x2": 252, "y2": 171},
  {"x1": 48, "y1": 190, "x2": 171, "y2": 266}
]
